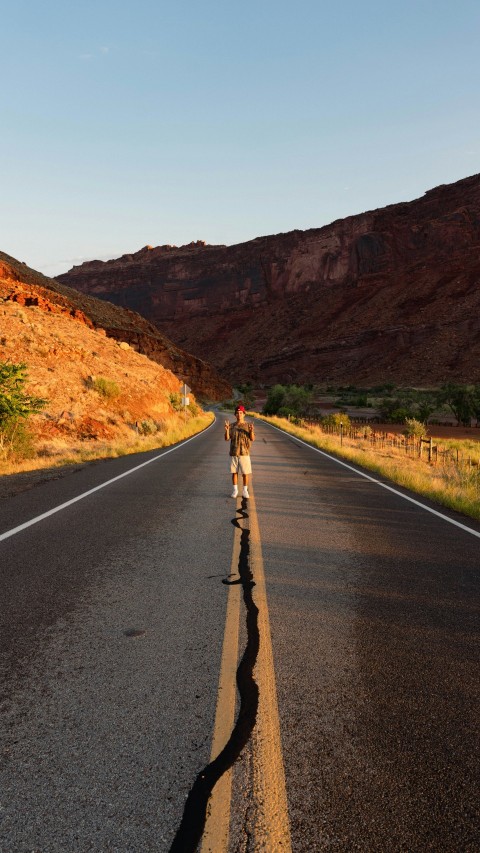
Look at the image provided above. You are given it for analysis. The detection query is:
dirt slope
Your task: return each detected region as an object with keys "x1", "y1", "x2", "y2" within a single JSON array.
[
  {"x1": 0, "y1": 264, "x2": 201, "y2": 454},
  {"x1": 1, "y1": 251, "x2": 231, "y2": 399}
]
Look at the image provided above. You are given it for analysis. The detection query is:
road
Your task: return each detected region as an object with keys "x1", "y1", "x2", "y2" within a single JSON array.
[{"x1": 0, "y1": 417, "x2": 479, "y2": 852}]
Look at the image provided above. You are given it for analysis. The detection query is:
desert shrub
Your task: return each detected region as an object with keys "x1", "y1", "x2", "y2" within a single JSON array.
[
  {"x1": 403, "y1": 418, "x2": 426, "y2": 438},
  {"x1": 169, "y1": 392, "x2": 183, "y2": 411},
  {"x1": 91, "y1": 377, "x2": 120, "y2": 398},
  {"x1": 390, "y1": 407, "x2": 414, "y2": 423},
  {"x1": 0, "y1": 420, "x2": 36, "y2": 459},
  {"x1": 322, "y1": 413, "x2": 352, "y2": 430},
  {"x1": 137, "y1": 419, "x2": 159, "y2": 435},
  {"x1": 372, "y1": 382, "x2": 396, "y2": 393},
  {"x1": 188, "y1": 401, "x2": 200, "y2": 416},
  {"x1": 277, "y1": 406, "x2": 296, "y2": 419}
]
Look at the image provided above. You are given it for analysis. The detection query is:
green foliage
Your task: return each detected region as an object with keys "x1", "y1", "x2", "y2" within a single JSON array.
[
  {"x1": 414, "y1": 393, "x2": 436, "y2": 423},
  {"x1": 403, "y1": 418, "x2": 426, "y2": 438},
  {"x1": 372, "y1": 382, "x2": 396, "y2": 393},
  {"x1": 0, "y1": 362, "x2": 46, "y2": 426},
  {"x1": 322, "y1": 412, "x2": 352, "y2": 430},
  {"x1": 91, "y1": 377, "x2": 120, "y2": 398},
  {"x1": 0, "y1": 419, "x2": 35, "y2": 458},
  {"x1": 263, "y1": 384, "x2": 314, "y2": 418},
  {"x1": 137, "y1": 419, "x2": 159, "y2": 435},
  {"x1": 0, "y1": 362, "x2": 46, "y2": 458},
  {"x1": 188, "y1": 401, "x2": 200, "y2": 416},
  {"x1": 263, "y1": 384, "x2": 287, "y2": 415},
  {"x1": 436, "y1": 383, "x2": 480, "y2": 426},
  {"x1": 169, "y1": 392, "x2": 183, "y2": 411},
  {"x1": 236, "y1": 382, "x2": 255, "y2": 409}
]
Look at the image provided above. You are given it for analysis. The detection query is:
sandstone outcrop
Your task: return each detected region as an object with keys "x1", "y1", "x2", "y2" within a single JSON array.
[
  {"x1": 0, "y1": 252, "x2": 231, "y2": 399},
  {"x1": 58, "y1": 173, "x2": 480, "y2": 386}
]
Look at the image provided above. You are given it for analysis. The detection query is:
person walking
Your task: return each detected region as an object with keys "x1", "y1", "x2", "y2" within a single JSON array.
[{"x1": 224, "y1": 404, "x2": 255, "y2": 498}]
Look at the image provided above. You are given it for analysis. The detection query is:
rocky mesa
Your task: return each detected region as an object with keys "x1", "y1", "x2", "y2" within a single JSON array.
[
  {"x1": 58, "y1": 173, "x2": 480, "y2": 386},
  {"x1": 1, "y1": 252, "x2": 230, "y2": 400}
]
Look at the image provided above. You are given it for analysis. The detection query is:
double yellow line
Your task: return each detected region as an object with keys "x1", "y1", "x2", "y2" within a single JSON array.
[{"x1": 201, "y1": 491, "x2": 292, "y2": 852}]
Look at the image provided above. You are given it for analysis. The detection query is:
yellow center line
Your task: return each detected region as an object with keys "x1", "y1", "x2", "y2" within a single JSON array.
[
  {"x1": 249, "y1": 490, "x2": 292, "y2": 852},
  {"x1": 200, "y1": 511, "x2": 242, "y2": 853},
  {"x1": 201, "y1": 490, "x2": 292, "y2": 851}
]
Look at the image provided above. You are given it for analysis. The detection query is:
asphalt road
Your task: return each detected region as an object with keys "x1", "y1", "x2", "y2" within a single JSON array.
[{"x1": 0, "y1": 417, "x2": 479, "y2": 852}]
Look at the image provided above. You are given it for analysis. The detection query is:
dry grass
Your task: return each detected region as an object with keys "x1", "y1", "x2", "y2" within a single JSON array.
[
  {"x1": 0, "y1": 412, "x2": 214, "y2": 478},
  {"x1": 257, "y1": 415, "x2": 480, "y2": 522}
]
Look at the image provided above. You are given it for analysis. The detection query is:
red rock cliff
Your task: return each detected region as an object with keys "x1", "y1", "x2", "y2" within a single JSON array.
[{"x1": 58, "y1": 174, "x2": 480, "y2": 386}]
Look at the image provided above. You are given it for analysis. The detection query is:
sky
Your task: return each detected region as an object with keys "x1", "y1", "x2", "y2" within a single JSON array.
[{"x1": 1, "y1": 0, "x2": 479, "y2": 277}]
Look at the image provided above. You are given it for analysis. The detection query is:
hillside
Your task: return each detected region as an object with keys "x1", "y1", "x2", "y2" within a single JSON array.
[
  {"x1": 58, "y1": 174, "x2": 480, "y2": 386},
  {"x1": 0, "y1": 252, "x2": 230, "y2": 400},
  {"x1": 0, "y1": 256, "x2": 216, "y2": 460}
]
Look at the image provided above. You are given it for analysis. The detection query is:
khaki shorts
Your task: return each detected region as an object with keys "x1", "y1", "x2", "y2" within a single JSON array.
[{"x1": 229, "y1": 455, "x2": 252, "y2": 475}]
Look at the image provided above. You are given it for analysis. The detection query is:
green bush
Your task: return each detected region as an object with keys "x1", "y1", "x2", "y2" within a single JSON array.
[
  {"x1": 169, "y1": 392, "x2": 183, "y2": 411},
  {"x1": 91, "y1": 377, "x2": 120, "y2": 398},
  {"x1": 137, "y1": 419, "x2": 159, "y2": 435},
  {"x1": 264, "y1": 384, "x2": 313, "y2": 418},
  {"x1": 264, "y1": 384, "x2": 287, "y2": 415},
  {"x1": 322, "y1": 413, "x2": 352, "y2": 430},
  {"x1": 403, "y1": 418, "x2": 426, "y2": 438}
]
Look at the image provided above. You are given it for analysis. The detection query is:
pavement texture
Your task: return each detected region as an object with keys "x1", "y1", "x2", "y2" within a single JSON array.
[
  {"x1": 0, "y1": 421, "x2": 234, "y2": 851},
  {"x1": 233, "y1": 422, "x2": 480, "y2": 852},
  {"x1": 1, "y1": 416, "x2": 479, "y2": 852}
]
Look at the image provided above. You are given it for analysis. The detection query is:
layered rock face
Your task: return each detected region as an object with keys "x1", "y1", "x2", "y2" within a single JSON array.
[
  {"x1": 58, "y1": 173, "x2": 480, "y2": 385},
  {"x1": 0, "y1": 252, "x2": 231, "y2": 399}
]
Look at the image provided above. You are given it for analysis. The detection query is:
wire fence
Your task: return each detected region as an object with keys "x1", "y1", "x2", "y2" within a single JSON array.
[{"x1": 303, "y1": 421, "x2": 480, "y2": 473}]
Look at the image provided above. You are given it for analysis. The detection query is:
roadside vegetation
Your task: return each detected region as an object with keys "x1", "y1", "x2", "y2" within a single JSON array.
[
  {"x1": 0, "y1": 359, "x2": 214, "y2": 479},
  {"x1": 238, "y1": 380, "x2": 480, "y2": 521},
  {"x1": 0, "y1": 361, "x2": 46, "y2": 459},
  {"x1": 257, "y1": 414, "x2": 480, "y2": 522},
  {"x1": 0, "y1": 410, "x2": 214, "y2": 479},
  {"x1": 88, "y1": 376, "x2": 121, "y2": 399},
  {"x1": 262, "y1": 382, "x2": 480, "y2": 426}
]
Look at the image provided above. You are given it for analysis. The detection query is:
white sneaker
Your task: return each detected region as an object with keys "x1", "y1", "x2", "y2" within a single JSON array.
[
  {"x1": 231, "y1": 487, "x2": 238, "y2": 498},
  {"x1": 242, "y1": 487, "x2": 250, "y2": 498}
]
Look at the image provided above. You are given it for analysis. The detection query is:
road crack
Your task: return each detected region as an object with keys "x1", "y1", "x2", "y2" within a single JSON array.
[{"x1": 169, "y1": 498, "x2": 260, "y2": 852}]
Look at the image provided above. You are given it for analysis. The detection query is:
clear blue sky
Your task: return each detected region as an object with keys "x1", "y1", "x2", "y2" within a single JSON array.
[{"x1": 2, "y1": 0, "x2": 479, "y2": 276}]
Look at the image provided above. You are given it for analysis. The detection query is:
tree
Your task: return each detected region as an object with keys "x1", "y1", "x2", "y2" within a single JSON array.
[
  {"x1": 0, "y1": 362, "x2": 46, "y2": 452},
  {"x1": 436, "y1": 383, "x2": 476, "y2": 426},
  {"x1": 236, "y1": 382, "x2": 255, "y2": 410},
  {"x1": 472, "y1": 385, "x2": 480, "y2": 422},
  {"x1": 263, "y1": 384, "x2": 287, "y2": 415},
  {"x1": 414, "y1": 393, "x2": 437, "y2": 423},
  {"x1": 263, "y1": 384, "x2": 314, "y2": 418}
]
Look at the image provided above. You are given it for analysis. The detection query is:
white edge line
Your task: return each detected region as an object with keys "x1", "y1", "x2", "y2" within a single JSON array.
[
  {"x1": 262, "y1": 420, "x2": 480, "y2": 541},
  {"x1": 0, "y1": 416, "x2": 216, "y2": 544}
]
